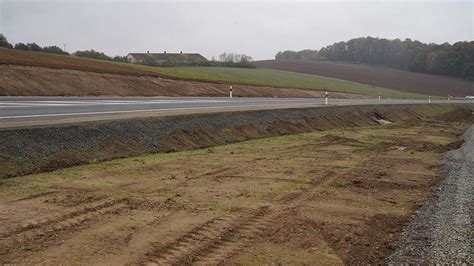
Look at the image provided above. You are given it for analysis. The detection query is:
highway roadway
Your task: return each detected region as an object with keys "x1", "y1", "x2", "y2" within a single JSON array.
[{"x1": 0, "y1": 96, "x2": 471, "y2": 128}]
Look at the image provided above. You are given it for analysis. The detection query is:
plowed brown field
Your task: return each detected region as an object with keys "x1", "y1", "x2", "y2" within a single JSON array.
[{"x1": 254, "y1": 60, "x2": 474, "y2": 97}]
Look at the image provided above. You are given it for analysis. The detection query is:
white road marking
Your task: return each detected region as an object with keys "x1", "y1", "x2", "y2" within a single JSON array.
[
  {"x1": 0, "y1": 103, "x2": 322, "y2": 119},
  {"x1": 0, "y1": 99, "x2": 232, "y2": 108},
  {"x1": 0, "y1": 98, "x2": 465, "y2": 120}
]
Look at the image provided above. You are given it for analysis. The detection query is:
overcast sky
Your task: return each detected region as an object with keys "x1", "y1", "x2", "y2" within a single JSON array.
[{"x1": 0, "y1": 0, "x2": 472, "y2": 60}]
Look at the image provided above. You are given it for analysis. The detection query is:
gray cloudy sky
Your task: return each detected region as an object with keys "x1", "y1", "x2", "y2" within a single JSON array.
[{"x1": 0, "y1": 0, "x2": 472, "y2": 60}]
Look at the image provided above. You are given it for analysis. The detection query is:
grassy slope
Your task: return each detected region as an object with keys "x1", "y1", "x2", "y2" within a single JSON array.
[{"x1": 122, "y1": 64, "x2": 427, "y2": 99}]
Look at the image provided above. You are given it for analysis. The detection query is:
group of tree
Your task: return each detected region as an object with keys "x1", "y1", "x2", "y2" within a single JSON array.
[
  {"x1": 0, "y1": 34, "x2": 13, "y2": 49},
  {"x1": 0, "y1": 33, "x2": 127, "y2": 62},
  {"x1": 275, "y1": 37, "x2": 474, "y2": 80},
  {"x1": 72, "y1": 49, "x2": 127, "y2": 62},
  {"x1": 212, "y1": 52, "x2": 255, "y2": 68},
  {"x1": 1, "y1": 33, "x2": 68, "y2": 55},
  {"x1": 15, "y1": 43, "x2": 69, "y2": 55}
]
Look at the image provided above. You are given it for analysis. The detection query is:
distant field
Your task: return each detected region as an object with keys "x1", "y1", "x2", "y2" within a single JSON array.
[
  {"x1": 254, "y1": 60, "x2": 474, "y2": 97},
  {"x1": 127, "y1": 65, "x2": 426, "y2": 99}
]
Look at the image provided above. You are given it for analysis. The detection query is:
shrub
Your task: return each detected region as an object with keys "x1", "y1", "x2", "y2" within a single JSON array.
[
  {"x1": 27, "y1": 42, "x2": 42, "y2": 52},
  {"x1": 142, "y1": 55, "x2": 157, "y2": 66},
  {"x1": 14, "y1": 42, "x2": 30, "y2": 51},
  {"x1": 0, "y1": 33, "x2": 13, "y2": 49},
  {"x1": 112, "y1": 55, "x2": 128, "y2": 63},
  {"x1": 333, "y1": 180, "x2": 346, "y2": 188},
  {"x1": 73, "y1": 49, "x2": 111, "y2": 60},
  {"x1": 42, "y1": 45, "x2": 69, "y2": 55}
]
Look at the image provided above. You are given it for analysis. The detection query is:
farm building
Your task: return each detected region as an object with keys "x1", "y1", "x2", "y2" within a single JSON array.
[{"x1": 126, "y1": 51, "x2": 207, "y2": 66}]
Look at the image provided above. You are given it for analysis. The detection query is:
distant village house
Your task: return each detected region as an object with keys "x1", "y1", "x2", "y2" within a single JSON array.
[{"x1": 126, "y1": 51, "x2": 207, "y2": 66}]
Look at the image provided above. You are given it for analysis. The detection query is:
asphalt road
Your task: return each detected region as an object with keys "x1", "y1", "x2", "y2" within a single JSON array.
[{"x1": 0, "y1": 96, "x2": 471, "y2": 128}]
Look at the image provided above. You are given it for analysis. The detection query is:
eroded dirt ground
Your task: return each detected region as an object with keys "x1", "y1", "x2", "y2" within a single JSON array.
[{"x1": 0, "y1": 117, "x2": 471, "y2": 264}]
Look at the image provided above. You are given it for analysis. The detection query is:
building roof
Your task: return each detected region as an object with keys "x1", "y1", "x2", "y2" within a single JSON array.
[{"x1": 127, "y1": 53, "x2": 207, "y2": 61}]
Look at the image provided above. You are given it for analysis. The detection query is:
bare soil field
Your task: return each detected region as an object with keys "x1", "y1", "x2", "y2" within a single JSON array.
[
  {"x1": 0, "y1": 113, "x2": 470, "y2": 264},
  {"x1": 254, "y1": 60, "x2": 474, "y2": 97},
  {"x1": 0, "y1": 65, "x2": 368, "y2": 98}
]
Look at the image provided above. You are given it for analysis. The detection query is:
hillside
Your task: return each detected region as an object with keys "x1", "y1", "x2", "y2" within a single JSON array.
[
  {"x1": 126, "y1": 65, "x2": 425, "y2": 99},
  {"x1": 0, "y1": 48, "x2": 424, "y2": 98},
  {"x1": 275, "y1": 37, "x2": 474, "y2": 81},
  {"x1": 254, "y1": 60, "x2": 474, "y2": 97},
  {"x1": 1, "y1": 65, "x2": 369, "y2": 98}
]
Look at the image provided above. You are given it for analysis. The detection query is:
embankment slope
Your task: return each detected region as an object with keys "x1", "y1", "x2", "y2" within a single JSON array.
[
  {"x1": 0, "y1": 65, "x2": 365, "y2": 98},
  {"x1": 1, "y1": 103, "x2": 473, "y2": 178}
]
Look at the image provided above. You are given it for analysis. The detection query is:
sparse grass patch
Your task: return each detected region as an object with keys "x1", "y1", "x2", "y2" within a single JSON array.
[
  {"x1": 207, "y1": 163, "x2": 224, "y2": 169},
  {"x1": 125, "y1": 197, "x2": 136, "y2": 209},
  {"x1": 133, "y1": 158, "x2": 146, "y2": 164},
  {"x1": 164, "y1": 173, "x2": 177, "y2": 180},
  {"x1": 333, "y1": 180, "x2": 346, "y2": 188}
]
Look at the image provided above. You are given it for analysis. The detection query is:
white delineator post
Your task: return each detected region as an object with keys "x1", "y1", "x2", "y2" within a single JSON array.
[
  {"x1": 229, "y1": 86, "x2": 233, "y2": 99},
  {"x1": 378, "y1": 93, "x2": 381, "y2": 100},
  {"x1": 324, "y1": 91, "x2": 328, "y2": 105}
]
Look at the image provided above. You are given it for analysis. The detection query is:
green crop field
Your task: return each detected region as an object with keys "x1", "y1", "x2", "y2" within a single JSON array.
[{"x1": 124, "y1": 64, "x2": 427, "y2": 99}]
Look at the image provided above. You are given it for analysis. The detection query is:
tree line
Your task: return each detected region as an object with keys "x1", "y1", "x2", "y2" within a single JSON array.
[
  {"x1": 275, "y1": 37, "x2": 474, "y2": 80},
  {"x1": 0, "y1": 33, "x2": 127, "y2": 62},
  {"x1": 212, "y1": 52, "x2": 255, "y2": 68},
  {"x1": 71, "y1": 50, "x2": 127, "y2": 63},
  {"x1": 1, "y1": 33, "x2": 69, "y2": 56},
  {"x1": 0, "y1": 34, "x2": 255, "y2": 68}
]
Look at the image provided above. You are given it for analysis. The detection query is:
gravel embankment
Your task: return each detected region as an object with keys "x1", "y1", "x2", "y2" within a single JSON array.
[{"x1": 389, "y1": 124, "x2": 474, "y2": 264}]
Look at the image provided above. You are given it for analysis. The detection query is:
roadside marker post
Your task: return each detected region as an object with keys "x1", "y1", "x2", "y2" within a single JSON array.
[
  {"x1": 229, "y1": 86, "x2": 233, "y2": 99},
  {"x1": 378, "y1": 93, "x2": 381, "y2": 100},
  {"x1": 324, "y1": 91, "x2": 328, "y2": 105}
]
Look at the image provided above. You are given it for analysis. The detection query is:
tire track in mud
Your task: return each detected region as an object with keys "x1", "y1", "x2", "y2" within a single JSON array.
[
  {"x1": 0, "y1": 198, "x2": 128, "y2": 261},
  {"x1": 0, "y1": 198, "x2": 126, "y2": 238},
  {"x1": 139, "y1": 168, "x2": 329, "y2": 265},
  {"x1": 194, "y1": 210, "x2": 275, "y2": 265},
  {"x1": 141, "y1": 206, "x2": 273, "y2": 265}
]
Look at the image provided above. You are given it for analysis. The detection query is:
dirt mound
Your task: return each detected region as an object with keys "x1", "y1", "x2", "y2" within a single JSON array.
[
  {"x1": 254, "y1": 60, "x2": 474, "y2": 97},
  {"x1": 0, "y1": 65, "x2": 368, "y2": 98}
]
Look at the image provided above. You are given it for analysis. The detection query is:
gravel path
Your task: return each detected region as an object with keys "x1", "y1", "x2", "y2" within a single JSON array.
[{"x1": 389, "y1": 124, "x2": 474, "y2": 264}]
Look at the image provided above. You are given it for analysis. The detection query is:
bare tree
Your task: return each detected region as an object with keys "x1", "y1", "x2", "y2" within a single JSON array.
[{"x1": 218, "y1": 52, "x2": 253, "y2": 63}]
